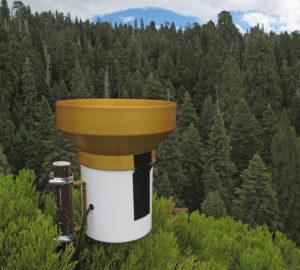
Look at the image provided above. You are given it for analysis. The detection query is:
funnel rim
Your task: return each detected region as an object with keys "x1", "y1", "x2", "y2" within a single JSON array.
[{"x1": 56, "y1": 98, "x2": 176, "y2": 109}]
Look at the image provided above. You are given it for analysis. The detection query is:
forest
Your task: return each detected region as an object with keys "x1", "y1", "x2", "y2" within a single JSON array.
[{"x1": 0, "y1": 0, "x2": 300, "y2": 268}]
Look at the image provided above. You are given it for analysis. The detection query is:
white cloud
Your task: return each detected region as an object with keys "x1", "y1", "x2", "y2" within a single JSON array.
[
  {"x1": 242, "y1": 12, "x2": 277, "y2": 32},
  {"x1": 119, "y1": 16, "x2": 135, "y2": 23},
  {"x1": 235, "y1": 24, "x2": 246, "y2": 34},
  {"x1": 7, "y1": 0, "x2": 300, "y2": 32}
]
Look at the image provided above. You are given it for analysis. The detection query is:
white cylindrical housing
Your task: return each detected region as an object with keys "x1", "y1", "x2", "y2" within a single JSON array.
[{"x1": 81, "y1": 165, "x2": 153, "y2": 243}]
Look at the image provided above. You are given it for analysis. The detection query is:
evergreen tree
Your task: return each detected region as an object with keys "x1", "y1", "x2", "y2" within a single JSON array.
[
  {"x1": 219, "y1": 55, "x2": 244, "y2": 126},
  {"x1": 21, "y1": 58, "x2": 38, "y2": 123},
  {"x1": 179, "y1": 123, "x2": 203, "y2": 210},
  {"x1": 271, "y1": 110, "x2": 300, "y2": 242},
  {"x1": 233, "y1": 154, "x2": 280, "y2": 232},
  {"x1": 156, "y1": 171, "x2": 173, "y2": 198},
  {"x1": 202, "y1": 111, "x2": 236, "y2": 212},
  {"x1": 197, "y1": 34, "x2": 229, "y2": 101},
  {"x1": 199, "y1": 94, "x2": 216, "y2": 143},
  {"x1": 217, "y1": 11, "x2": 241, "y2": 63},
  {"x1": 176, "y1": 84, "x2": 186, "y2": 104},
  {"x1": 230, "y1": 98, "x2": 262, "y2": 174},
  {"x1": 0, "y1": 144, "x2": 10, "y2": 174},
  {"x1": 243, "y1": 26, "x2": 282, "y2": 118},
  {"x1": 177, "y1": 91, "x2": 200, "y2": 133},
  {"x1": 156, "y1": 128, "x2": 188, "y2": 203},
  {"x1": 201, "y1": 191, "x2": 227, "y2": 219},
  {"x1": 261, "y1": 104, "x2": 278, "y2": 165},
  {"x1": 142, "y1": 72, "x2": 165, "y2": 100}
]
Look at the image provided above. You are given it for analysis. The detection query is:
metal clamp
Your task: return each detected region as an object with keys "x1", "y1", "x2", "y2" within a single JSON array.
[
  {"x1": 49, "y1": 174, "x2": 74, "y2": 186},
  {"x1": 56, "y1": 233, "x2": 76, "y2": 243}
]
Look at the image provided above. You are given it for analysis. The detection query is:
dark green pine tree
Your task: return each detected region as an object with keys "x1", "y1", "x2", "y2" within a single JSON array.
[
  {"x1": 219, "y1": 55, "x2": 244, "y2": 127},
  {"x1": 25, "y1": 96, "x2": 54, "y2": 188},
  {"x1": 202, "y1": 111, "x2": 236, "y2": 212},
  {"x1": 271, "y1": 110, "x2": 300, "y2": 242},
  {"x1": 261, "y1": 104, "x2": 278, "y2": 165},
  {"x1": 177, "y1": 91, "x2": 200, "y2": 134},
  {"x1": 176, "y1": 84, "x2": 186, "y2": 105},
  {"x1": 199, "y1": 95, "x2": 216, "y2": 144},
  {"x1": 69, "y1": 61, "x2": 93, "y2": 99},
  {"x1": 156, "y1": 171, "x2": 173, "y2": 198},
  {"x1": 0, "y1": 144, "x2": 10, "y2": 174},
  {"x1": 21, "y1": 58, "x2": 38, "y2": 126},
  {"x1": 142, "y1": 72, "x2": 165, "y2": 100},
  {"x1": 217, "y1": 11, "x2": 241, "y2": 63},
  {"x1": 288, "y1": 95, "x2": 300, "y2": 136},
  {"x1": 230, "y1": 98, "x2": 262, "y2": 174},
  {"x1": 197, "y1": 34, "x2": 229, "y2": 102},
  {"x1": 201, "y1": 191, "x2": 227, "y2": 219},
  {"x1": 156, "y1": 128, "x2": 188, "y2": 204},
  {"x1": 243, "y1": 26, "x2": 282, "y2": 119},
  {"x1": 179, "y1": 123, "x2": 204, "y2": 210},
  {"x1": 233, "y1": 154, "x2": 280, "y2": 232},
  {"x1": 288, "y1": 60, "x2": 300, "y2": 135},
  {"x1": 157, "y1": 49, "x2": 177, "y2": 84}
]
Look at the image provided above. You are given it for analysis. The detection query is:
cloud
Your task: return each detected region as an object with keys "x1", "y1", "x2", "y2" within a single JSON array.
[
  {"x1": 242, "y1": 12, "x2": 277, "y2": 32},
  {"x1": 235, "y1": 24, "x2": 246, "y2": 34},
  {"x1": 119, "y1": 16, "x2": 135, "y2": 23},
  {"x1": 7, "y1": 0, "x2": 300, "y2": 32}
]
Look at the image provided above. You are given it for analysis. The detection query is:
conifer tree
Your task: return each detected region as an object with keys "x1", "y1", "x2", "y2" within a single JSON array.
[
  {"x1": 142, "y1": 72, "x2": 165, "y2": 100},
  {"x1": 176, "y1": 84, "x2": 186, "y2": 104},
  {"x1": 219, "y1": 55, "x2": 244, "y2": 126},
  {"x1": 177, "y1": 91, "x2": 200, "y2": 133},
  {"x1": 201, "y1": 191, "x2": 227, "y2": 219},
  {"x1": 243, "y1": 26, "x2": 282, "y2": 118},
  {"x1": 217, "y1": 11, "x2": 241, "y2": 63},
  {"x1": 271, "y1": 110, "x2": 300, "y2": 242},
  {"x1": 179, "y1": 123, "x2": 204, "y2": 210},
  {"x1": 233, "y1": 154, "x2": 280, "y2": 232},
  {"x1": 156, "y1": 171, "x2": 173, "y2": 198},
  {"x1": 261, "y1": 104, "x2": 278, "y2": 165},
  {"x1": 0, "y1": 144, "x2": 10, "y2": 174},
  {"x1": 202, "y1": 111, "x2": 236, "y2": 212},
  {"x1": 230, "y1": 98, "x2": 262, "y2": 174},
  {"x1": 21, "y1": 58, "x2": 38, "y2": 123},
  {"x1": 199, "y1": 94, "x2": 216, "y2": 143},
  {"x1": 198, "y1": 34, "x2": 229, "y2": 101},
  {"x1": 156, "y1": 128, "x2": 188, "y2": 203}
]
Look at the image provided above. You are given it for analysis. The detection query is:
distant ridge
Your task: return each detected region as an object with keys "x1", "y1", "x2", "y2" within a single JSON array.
[{"x1": 92, "y1": 7, "x2": 199, "y2": 29}]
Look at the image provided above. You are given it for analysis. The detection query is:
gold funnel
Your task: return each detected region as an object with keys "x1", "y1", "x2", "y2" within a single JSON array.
[{"x1": 56, "y1": 99, "x2": 177, "y2": 170}]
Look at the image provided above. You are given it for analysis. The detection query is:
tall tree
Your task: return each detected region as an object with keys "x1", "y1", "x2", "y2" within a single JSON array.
[
  {"x1": 177, "y1": 91, "x2": 200, "y2": 133},
  {"x1": 202, "y1": 111, "x2": 236, "y2": 212},
  {"x1": 199, "y1": 95, "x2": 216, "y2": 143},
  {"x1": 219, "y1": 55, "x2": 244, "y2": 126},
  {"x1": 179, "y1": 123, "x2": 203, "y2": 210},
  {"x1": 217, "y1": 11, "x2": 242, "y2": 63},
  {"x1": 233, "y1": 154, "x2": 280, "y2": 232},
  {"x1": 230, "y1": 98, "x2": 262, "y2": 174},
  {"x1": 243, "y1": 26, "x2": 282, "y2": 118},
  {"x1": 201, "y1": 191, "x2": 227, "y2": 219},
  {"x1": 261, "y1": 104, "x2": 278, "y2": 165},
  {"x1": 271, "y1": 110, "x2": 300, "y2": 242}
]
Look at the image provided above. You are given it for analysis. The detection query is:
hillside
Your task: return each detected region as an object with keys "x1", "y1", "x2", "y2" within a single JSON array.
[{"x1": 0, "y1": 1, "x2": 300, "y2": 268}]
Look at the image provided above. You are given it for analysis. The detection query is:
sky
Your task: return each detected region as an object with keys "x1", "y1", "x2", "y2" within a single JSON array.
[{"x1": 7, "y1": 0, "x2": 300, "y2": 33}]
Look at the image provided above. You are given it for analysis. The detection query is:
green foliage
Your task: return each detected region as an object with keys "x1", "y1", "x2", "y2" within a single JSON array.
[
  {"x1": 202, "y1": 111, "x2": 236, "y2": 212},
  {"x1": 271, "y1": 110, "x2": 300, "y2": 243},
  {"x1": 230, "y1": 98, "x2": 262, "y2": 174},
  {"x1": 0, "y1": 144, "x2": 10, "y2": 173},
  {"x1": 233, "y1": 154, "x2": 280, "y2": 232},
  {"x1": 243, "y1": 26, "x2": 282, "y2": 118},
  {"x1": 261, "y1": 104, "x2": 278, "y2": 165},
  {"x1": 201, "y1": 191, "x2": 227, "y2": 219},
  {"x1": 0, "y1": 170, "x2": 76, "y2": 269}
]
